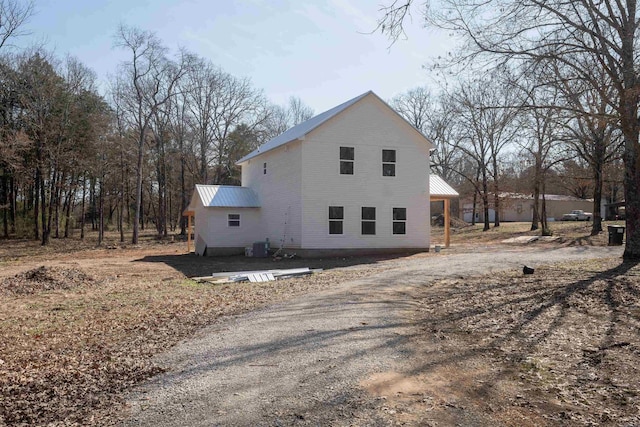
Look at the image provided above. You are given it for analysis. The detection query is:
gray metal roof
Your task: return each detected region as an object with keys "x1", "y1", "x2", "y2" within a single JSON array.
[
  {"x1": 195, "y1": 185, "x2": 260, "y2": 207},
  {"x1": 430, "y1": 175, "x2": 459, "y2": 198},
  {"x1": 237, "y1": 91, "x2": 373, "y2": 164}
]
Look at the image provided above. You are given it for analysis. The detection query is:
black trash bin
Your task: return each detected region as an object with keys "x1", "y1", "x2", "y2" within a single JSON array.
[{"x1": 608, "y1": 225, "x2": 625, "y2": 245}]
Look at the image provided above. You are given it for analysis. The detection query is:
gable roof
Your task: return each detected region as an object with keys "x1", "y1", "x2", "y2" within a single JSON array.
[
  {"x1": 194, "y1": 184, "x2": 260, "y2": 208},
  {"x1": 430, "y1": 175, "x2": 459, "y2": 198},
  {"x1": 237, "y1": 90, "x2": 431, "y2": 164}
]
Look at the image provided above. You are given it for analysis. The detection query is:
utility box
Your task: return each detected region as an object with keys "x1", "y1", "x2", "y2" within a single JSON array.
[
  {"x1": 608, "y1": 225, "x2": 625, "y2": 246},
  {"x1": 252, "y1": 241, "x2": 270, "y2": 258}
]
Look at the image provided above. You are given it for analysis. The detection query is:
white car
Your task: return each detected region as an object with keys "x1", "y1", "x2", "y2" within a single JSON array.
[{"x1": 562, "y1": 210, "x2": 592, "y2": 221}]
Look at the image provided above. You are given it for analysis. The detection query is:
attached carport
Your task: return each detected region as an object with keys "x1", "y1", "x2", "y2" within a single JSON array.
[{"x1": 430, "y1": 175, "x2": 459, "y2": 248}]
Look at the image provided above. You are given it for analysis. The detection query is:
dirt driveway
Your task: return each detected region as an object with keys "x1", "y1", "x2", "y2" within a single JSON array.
[{"x1": 122, "y1": 245, "x2": 628, "y2": 426}]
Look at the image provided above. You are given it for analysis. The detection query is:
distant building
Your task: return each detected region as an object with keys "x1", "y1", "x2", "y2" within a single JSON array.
[{"x1": 462, "y1": 193, "x2": 600, "y2": 223}]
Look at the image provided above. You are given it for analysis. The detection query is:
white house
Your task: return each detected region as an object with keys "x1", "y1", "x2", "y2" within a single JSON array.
[{"x1": 187, "y1": 91, "x2": 434, "y2": 256}]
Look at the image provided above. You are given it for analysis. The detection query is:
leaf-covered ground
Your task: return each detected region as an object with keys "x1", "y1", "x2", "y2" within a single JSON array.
[
  {"x1": 0, "y1": 224, "x2": 633, "y2": 426},
  {"x1": 369, "y1": 258, "x2": 640, "y2": 426},
  {"x1": 0, "y1": 262, "x2": 380, "y2": 426}
]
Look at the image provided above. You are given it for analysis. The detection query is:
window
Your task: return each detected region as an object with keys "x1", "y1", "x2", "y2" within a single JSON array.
[
  {"x1": 340, "y1": 146, "x2": 354, "y2": 175},
  {"x1": 393, "y1": 208, "x2": 406, "y2": 235},
  {"x1": 382, "y1": 149, "x2": 396, "y2": 176},
  {"x1": 228, "y1": 213, "x2": 240, "y2": 227},
  {"x1": 361, "y1": 207, "x2": 376, "y2": 235},
  {"x1": 329, "y1": 206, "x2": 344, "y2": 235},
  {"x1": 263, "y1": 162, "x2": 267, "y2": 175}
]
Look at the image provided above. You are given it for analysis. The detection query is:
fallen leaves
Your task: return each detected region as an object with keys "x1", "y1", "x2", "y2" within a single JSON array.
[
  {"x1": 0, "y1": 261, "x2": 381, "y2": 426},
  {"x1": 406, "y1": 258, "x2": 640, "y2": 426},
  {"x1": 0, "y1": 266, "x2": 97, "y2": 295}
]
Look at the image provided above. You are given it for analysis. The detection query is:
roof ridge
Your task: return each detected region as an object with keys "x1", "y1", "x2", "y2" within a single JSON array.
[{"x1": 236, "y1": 91, "x2": 373, "y2": 164}]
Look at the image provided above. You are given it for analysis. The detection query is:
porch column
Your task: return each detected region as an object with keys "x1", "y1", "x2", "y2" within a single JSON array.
[
  {"x1": 444, "y1": 198, "x2": 451, "y2": 248},
  {"x1": 187, "y1": 214, "x2": 191, "y2": 253}
]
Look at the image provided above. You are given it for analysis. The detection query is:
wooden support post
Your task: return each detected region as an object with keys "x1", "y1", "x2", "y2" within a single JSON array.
[
  {"x1": 187, "y1": 213, "x2": 192, "y2": 253},
  {"x1": 444, "y1": 198, "x2": 451, "y2": 248}
]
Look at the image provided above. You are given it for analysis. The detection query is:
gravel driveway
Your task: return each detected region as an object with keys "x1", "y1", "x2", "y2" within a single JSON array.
[{"x1": 122, "y1": 245, "x2": 623, "y2": 426}]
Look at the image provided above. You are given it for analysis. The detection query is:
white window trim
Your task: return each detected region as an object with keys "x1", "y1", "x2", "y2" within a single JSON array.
[
  {"x1": 227, "y1": 213, "x2": 241, "y2": 228},
  {"x1": 339, "y1": 146, "x2": 355, "y2": 175},
  {"x1": 361, "y1": 206, "x2": 376, "y2": 236},
  {"x1": 328, "y1": 205, "x2": 345, "y2": 236},
  {"x1": 382, "y1": 149, "x2": 396, "y2": 177},
  {"x1": 392, "y1": 207, "x2": 407, "y2": 235}
]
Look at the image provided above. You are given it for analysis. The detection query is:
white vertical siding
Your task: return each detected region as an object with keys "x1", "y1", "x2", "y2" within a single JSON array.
[
  {"x1": 196, "y1": 208, "x2": 262, "y2": 247},
  {"x1": 240, "y1": 141, "x2": 303, "y2": 248},
  {"x1": 300, "y1": 96, "x2": 431, "y2": 249}
]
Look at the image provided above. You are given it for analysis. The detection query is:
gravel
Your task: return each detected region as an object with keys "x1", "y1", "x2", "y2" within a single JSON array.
[{"x1": 122, "y1": 245, "x2": 624, "y2": 426}]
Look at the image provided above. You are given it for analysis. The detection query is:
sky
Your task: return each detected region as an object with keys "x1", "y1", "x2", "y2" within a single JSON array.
[{"x1": 16, "y1": 0, "x2": 454, "y2": 113}]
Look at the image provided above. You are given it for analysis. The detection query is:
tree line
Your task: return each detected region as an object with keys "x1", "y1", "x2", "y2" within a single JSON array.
[
  {"x1": 0, "y1": 6, "x2": 313, "y2": 245},
  {"x1": 390, "y1": 68, "x2": 623, "y2": 237},
  {"x1": 1, "y1": 0, "x2": 634, "y2": 259},
  {"x1": 379, "y1": 0, "x2": 638, "y2": 260}
]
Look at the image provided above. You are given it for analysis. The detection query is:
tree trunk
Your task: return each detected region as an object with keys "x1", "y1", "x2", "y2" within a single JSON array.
[
  {"x1": 591, "y1": 136, "x2": 605, "y2": 236},
  {"x1": 34, "y1": 169, "x2": 40, "y2": 240},
  {"x1": 64, "y1": 184, "x2": 74, "y2": 238},
  {"x1": 40, "y1": 171, "x2": 48, "y2": 246},
  {"x1": 622, "y1": 126, "x2": 640, "y2": 259},
  {"x1": 492, "y1": 156, "x2": 500, "y2": 227},
  {"x1": 98, "y1": 178, "x2": 104, "y2": 246},
  {"x1": 541, "y1": 190, "x2": 551, "y2": 236},
  {"x1": 482, "y1": 194, "x2": 490, "y2": 231},
  {"x1": 10, "y1": 176, "x2": 16, "y2": 235},
  {"x1": 481, "y1": 168, "x2": 490, "y2": 231},
  {"x1": 493, "y1": 192, "x2": 500, "y2": 227},
  {"x1": 132, "y1": 129, "x2": 145, "y2": 244},
  {"x1": 119, "y1": 148, "x2": 125, "y2": 243},
  {"x1": 471, "y1": 190, "x2": 477, "y2": 225},
  {"x1": 620, "y1": 5, "x2": 640, "y2": 260},
  {"x1": 1, "y1": 173, "x2": 7, "y2": 238},
  {"x1": 531, "y1": 185, "x2": 540, "y2": 231},
  {"x1": 80, "y1": 176, "x2": 86, "y2": 240},
  {"x1": 179, "y1": 150, "x2": 187, "y2": 235}
]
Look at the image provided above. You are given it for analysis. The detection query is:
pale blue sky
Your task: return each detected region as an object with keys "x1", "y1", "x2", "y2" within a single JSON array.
[{"x1": 18, "y1": 0, "x2": 453, "y2": 112}]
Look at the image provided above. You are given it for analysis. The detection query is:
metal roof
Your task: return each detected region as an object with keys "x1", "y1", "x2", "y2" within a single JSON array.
[
  {"x1": 237, "y1": 91, "x2": 372, "y2": 164},
  {"x1": 430, "y1": 175, "x2": 459, "y2": 198},
  {"x1": 195, "y1": 185, "x2": 260, "y2": 208}
]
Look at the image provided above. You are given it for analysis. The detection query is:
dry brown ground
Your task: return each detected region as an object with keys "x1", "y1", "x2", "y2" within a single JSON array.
[
  {"x1": 363, "y1": 258, "x2": 640, "y2": 426},
  {"x1": 0, "y1": 222, "x2": 634, "y2": 426},
  {"x1": 0, "y1": 232, "x2": 399, "y2": 426}
]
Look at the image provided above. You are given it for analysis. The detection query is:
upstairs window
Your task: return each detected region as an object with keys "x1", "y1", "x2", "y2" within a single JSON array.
[
  {"x1": 393, "y1": 208, "x2": 406, "y2": 235},
  {"x1": 263, "y1": 162, "x2": 267, "y2": 174},
  {"x1": 228, "y1": 213, "x2": 240, "y2": 227},
  {"x1": 382, "y1": 149, "x2": 396, "y2": 176},
  {"x1": 329, "y1": 206, "x2": 344, "y2": 235},
  {"x1": 340, "y1": 146, "x2": 354, "y2": 175},
  {"x1": 361, "y1": 207, "x2": 376, "y2": 235}
]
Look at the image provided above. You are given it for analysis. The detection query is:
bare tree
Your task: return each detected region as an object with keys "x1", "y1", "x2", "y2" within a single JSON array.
[
  {"x1": 554, "y1": 63, "x2": 623, "y2": 235},
  {"x1": 287, "y1": 96, "x2": 314, "y2": 127},
  {"x1": 113, "y1": 25, "x2": 188, "y2": 244},
  {"x1": 391, "y1": 87, "x2": 463, "y2": 184},
  {"x1": 262, "y1": 96, "x2": 315, "y2": 141},
  {"x1": 450, "y1": 73, "x2": 519, "y2": 230},
  {"x1": 0, "y1": 0, "x2": 33, "y2": 50},
  {"x1": 514, "y1": 73, "x2": 566, "y2": 234},
  {"x1": 182, "y1": 57, "x2": 269, "y2": 184},
  {"x1": 377, "y1": 0, "x2": 640, "y2": 259}
]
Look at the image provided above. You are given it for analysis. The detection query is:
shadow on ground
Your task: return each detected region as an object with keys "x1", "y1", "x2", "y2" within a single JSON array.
[
  {"x1": 387, "y1": 259, "x2": 640, "y2": 426},
  {"x1": 134, "y1": 252, "x2": 419, "y2": 278}
]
